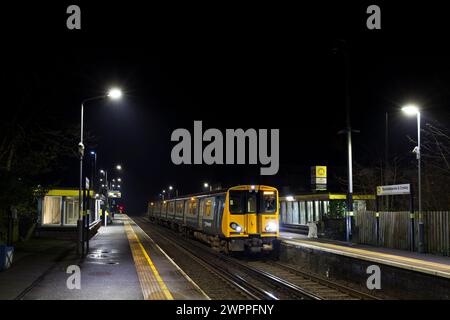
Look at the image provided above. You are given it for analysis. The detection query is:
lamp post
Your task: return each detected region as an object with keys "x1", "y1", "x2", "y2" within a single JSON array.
[
  {"x1": 85, "y1": 150, "x2": 97, "y2": 254},
  {"x1": 401, "y1": 104, "x2": 424, "y2": 253},
  {"x1": 78, "y1": 88, "x2": 122, "y2": 255}
]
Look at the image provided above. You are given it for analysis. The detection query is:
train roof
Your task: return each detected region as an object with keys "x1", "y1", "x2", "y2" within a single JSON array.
[{"x1": 150, "y1": 185, "x2": 278, "y2": 203}]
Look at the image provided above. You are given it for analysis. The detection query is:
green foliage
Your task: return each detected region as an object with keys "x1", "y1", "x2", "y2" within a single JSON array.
[
  {"x1": 327, "y1": 200, "x2": 347, "y2": 219},
  {"x1": 0, "y1": 71, "x2": 82, "y2": 239}
]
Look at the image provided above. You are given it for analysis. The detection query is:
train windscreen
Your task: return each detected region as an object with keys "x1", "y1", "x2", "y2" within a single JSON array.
[{"x1": 229, "y1": 190, "x2": 276, "y2": 214}]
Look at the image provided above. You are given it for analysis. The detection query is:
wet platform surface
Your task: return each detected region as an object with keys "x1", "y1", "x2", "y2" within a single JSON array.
[
  {"x1": 0, "y1": 214, "x2": 208, "y2": 300},
  {"x1": 123, "y1": 215, "x2": 208, "y2": 300},
  {"x1": 280, "y1": 231, "x2": 450, "y2": 279}
]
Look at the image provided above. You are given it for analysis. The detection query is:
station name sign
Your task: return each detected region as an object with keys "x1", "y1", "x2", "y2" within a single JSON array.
[{"x1": 376, "y1": 184, "x2": 410, "y2": 196}]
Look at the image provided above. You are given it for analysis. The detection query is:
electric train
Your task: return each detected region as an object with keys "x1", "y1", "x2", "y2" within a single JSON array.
[{"x1": 148, "y1": 185, "x2": 280, "y2": 254}]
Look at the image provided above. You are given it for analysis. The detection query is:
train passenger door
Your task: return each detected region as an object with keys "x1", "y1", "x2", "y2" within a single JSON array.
[
  {"x1": 214, "y1": 196, "x2": 225, "y2": 236},
  {"x1": 245, "y1": 192, "x2": 258, "y2": 234},
  {"x1": 198, "y1": 198, "x2": 204, "y2": 230}
]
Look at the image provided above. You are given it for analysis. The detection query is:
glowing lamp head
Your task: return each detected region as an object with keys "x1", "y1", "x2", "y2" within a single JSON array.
[
  {"x1": 116, "y1": 165, "x2": 122, "y2": 170},
  {"x1": 203, "y1": 182, "x2": 209, "y2": 188},
  {"x1": 402, "y1": 104, "x2": 419, "y2": 116},
  {"x1": 107, "y1": 88, "x2": 122, "y2": 100}
]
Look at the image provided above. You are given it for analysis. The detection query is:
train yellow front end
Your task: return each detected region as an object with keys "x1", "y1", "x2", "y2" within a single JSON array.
[{"x1": 222, "y1": 185, "x2": 279, "y2": 253}]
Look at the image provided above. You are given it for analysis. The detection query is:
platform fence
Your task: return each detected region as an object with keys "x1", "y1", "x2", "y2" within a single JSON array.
[{"x1": 354, "y1": 210, "x2": 450, "y2": 256}]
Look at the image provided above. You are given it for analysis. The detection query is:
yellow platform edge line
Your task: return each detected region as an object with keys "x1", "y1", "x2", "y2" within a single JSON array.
[
  {"x1": 130, "y1": 218, "x2": 211, "y2": 300},
  {"x1": 300, "y1": 240, "x2": 450, "y2": 270},
  {"x1": 137, "y1": 240, "x2": 174, "y2": 300},
  {"x1": 124, "y1": 220, "x2": 174, "y2": 300}
]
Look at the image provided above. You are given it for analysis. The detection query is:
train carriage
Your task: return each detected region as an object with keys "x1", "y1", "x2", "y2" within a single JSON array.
[{"x1": 148, "y1": 185, "x2": 279, "y2": 253}]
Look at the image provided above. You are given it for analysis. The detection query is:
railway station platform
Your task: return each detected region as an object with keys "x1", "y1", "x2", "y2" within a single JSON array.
[
  {"x1": 280, "y1": 231, "x2": 450, "y2": 278},
  {"x1": 279, "y1": 231, "x2": 450, "y2": 299},
  {"x1": 0, "y1": 214, "x2": 208, "y2": 300}
]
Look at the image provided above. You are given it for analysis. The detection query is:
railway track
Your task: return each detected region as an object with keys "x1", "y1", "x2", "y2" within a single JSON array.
[
  {"x1": 134, "y1": 217, "x2": 301, "y2": 299},
  {"x1": 133, "y1": 217, "x2": 257, "y2": 300},
  {"x1": 244, "y1": 261, "x2": 379, "y2": 300},
  {"x1": 133, "y1": 217, "x2": 379, "y2": 300}
]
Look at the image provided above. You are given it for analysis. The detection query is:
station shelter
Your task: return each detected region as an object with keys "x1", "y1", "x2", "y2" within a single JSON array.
[
  {"x1": 36, "y1": 188, "x2": 103, "y2": 238},
  {"x1": 279, "y1": 193, "x2": 375, "y2": 240}
]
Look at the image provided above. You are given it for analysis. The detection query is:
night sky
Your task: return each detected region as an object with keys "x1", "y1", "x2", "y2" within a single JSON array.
[{"x1": 4, "y1": 2, "x2": 450, "y2": 214}]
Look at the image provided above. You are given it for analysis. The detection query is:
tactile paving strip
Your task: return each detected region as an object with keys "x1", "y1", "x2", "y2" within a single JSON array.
[{"x1": 124, "y1": 220, "x2": 174, "y2": 300}]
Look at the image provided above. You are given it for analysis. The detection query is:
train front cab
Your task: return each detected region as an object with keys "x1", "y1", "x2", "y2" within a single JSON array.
[{"x1": 222, "y1": 185, "x2": 279, "y2": 253}]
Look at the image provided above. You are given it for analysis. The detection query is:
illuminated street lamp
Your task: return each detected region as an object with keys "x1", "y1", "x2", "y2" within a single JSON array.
[
  {"x1": 203, "y1": 182, "x2": 212, "y2": 192},
  {"x1": 401, "y1": 104, "x2": 424, "y2": 253},
  {"x1": 116, "y1": 164, "x2": 122, "y2": 170},
  {"x1": 107, "y1": 88, "x2": 123, "y2": 99},
  {"x1": 78, "y1": 88, "x2": 122, "y2": 255}
]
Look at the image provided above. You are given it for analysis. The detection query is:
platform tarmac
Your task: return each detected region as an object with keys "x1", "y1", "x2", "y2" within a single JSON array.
[{"x1": 0, "y1": 214, "x2": 208, "y2": 300}]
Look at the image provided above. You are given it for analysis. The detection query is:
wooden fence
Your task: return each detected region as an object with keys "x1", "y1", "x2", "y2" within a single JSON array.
[{"x1": 353, "y1": 211, "x2": 450, "y2": 256}]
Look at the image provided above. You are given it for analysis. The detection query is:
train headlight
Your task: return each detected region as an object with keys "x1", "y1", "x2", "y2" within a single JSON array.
[
  {"x1": 230, "y1": 222, "x2": 243, "y2": 232},
  {"x1": 265, "y1": 221, "x2": 277, "y2": 232}
]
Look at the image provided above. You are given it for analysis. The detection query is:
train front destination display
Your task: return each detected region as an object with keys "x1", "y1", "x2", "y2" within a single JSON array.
[{"x1": 1, "y1": 0, "x2": 450, "y2": 317}]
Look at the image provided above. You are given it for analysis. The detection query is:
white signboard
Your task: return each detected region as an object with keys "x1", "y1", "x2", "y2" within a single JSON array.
[{"x1": 377, "y1": 184, "x2": 410, "y2": 196}]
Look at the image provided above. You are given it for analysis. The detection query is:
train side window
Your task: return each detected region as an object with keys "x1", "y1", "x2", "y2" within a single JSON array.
[
  {"x1": 168, "y1": 202, "x2": 175, "y2": 215},
  {"x1": 190, "y1": 200, "x2": 198, "y2": 215},
  {"x1": 205, "y1": 199, "x2": 211, "y2": 216},
  {"x1": 176, "y1": 201, "x2": 183, "y2": 215}
]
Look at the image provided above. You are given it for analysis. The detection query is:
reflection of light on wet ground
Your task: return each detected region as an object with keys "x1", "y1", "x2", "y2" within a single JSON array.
[{"x1": 87, "y1": 249, "x2": 120, "y2": 265}]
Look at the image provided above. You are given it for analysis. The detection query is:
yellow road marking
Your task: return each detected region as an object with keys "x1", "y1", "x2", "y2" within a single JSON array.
[{"x1": 124, "y1": 219, "x2": 174, "y2": 300}]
